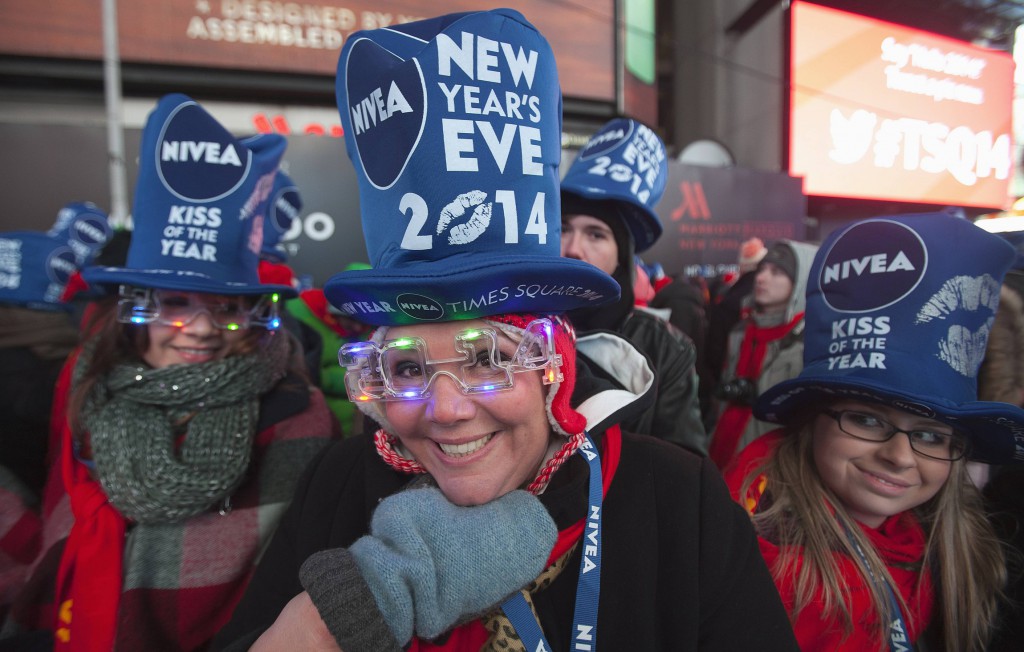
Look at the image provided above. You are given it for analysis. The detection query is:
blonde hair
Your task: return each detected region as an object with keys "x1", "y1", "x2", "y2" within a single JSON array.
[{"x1": 740, "y1": 418, "x2": 1006, "y2": 651}]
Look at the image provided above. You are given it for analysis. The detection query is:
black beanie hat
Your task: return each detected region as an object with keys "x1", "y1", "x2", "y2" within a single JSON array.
[{"x1": 760, "y1": 242, "x2": 797, "y2": 282}]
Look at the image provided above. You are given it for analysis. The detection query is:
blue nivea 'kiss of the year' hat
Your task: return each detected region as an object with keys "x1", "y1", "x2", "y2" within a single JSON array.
[
  {"x1": 260, "y1": 169, "x2": 302, "y2": 263},
  {"x1": 84, "y1": 94, "x2": 295, "y2": 297},
  {"x1": 322, "y1": 9, "x2": 619, "y2": 326},
  {"x1": 755, "y1": 213, "x2": 1024, "y2": 464},
  {"x1": 560, "y1": 117, "x2": 668, "y2": 253}
]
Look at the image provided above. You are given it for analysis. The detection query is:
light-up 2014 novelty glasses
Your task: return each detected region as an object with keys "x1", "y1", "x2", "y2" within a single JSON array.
[
  {"x1": 116, "y1": 286, "x2": 282, "y2": 331},
  {"x1": 339, "y1": 318, "x2": 563, "y2": 401}
]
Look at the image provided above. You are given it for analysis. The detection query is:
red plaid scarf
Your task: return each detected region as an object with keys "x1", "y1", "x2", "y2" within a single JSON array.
[{"x1": 9, "y1": 367, "x2": 337, "y2": 651}]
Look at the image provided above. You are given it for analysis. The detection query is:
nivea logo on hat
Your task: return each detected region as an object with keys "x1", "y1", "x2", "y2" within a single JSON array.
[
  {"x1": 346, "y1": 46, "x2": 425, "y2": 189},
  {"x1": 396, "y1": 292, "x2": 444, "y2": 320},
  {"x1": 271, "y1": 184, "x2": 301, "y2": 230},
  {"x1": 819, "y1": 220, "x2": 926, "y2": 312},
  {"x1": 47, "y1": 248, "x2": 78, "y2": 285},
  {"x1": 157, "y1": 102, "x2": 250, "y2": 202},
  {"x1": 47, "y1": 202, "x2": 112, "y2": 266}
]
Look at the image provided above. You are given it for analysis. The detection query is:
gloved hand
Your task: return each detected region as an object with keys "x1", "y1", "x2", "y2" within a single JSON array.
[{"x1": 299, "y1": 487, "x2": 557, "y2": 649}]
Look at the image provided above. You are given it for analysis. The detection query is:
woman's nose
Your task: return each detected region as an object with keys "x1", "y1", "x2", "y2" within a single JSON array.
[
  {"x1": 425, "y1": 372, "x2": 476, "y2": 425},
  {"x1": 877, "y1": 431, "x2": 918, "y2": 468},
  {"x1": 180, "y1": 310, "x2": 217, "y2": 336}
]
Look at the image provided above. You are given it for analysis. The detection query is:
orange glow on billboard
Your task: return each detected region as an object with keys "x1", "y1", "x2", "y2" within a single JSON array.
[{"x1": 789, "y1": 1, "x2": 1015, "y2": 208}]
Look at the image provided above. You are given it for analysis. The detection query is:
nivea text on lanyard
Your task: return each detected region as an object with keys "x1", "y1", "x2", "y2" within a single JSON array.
[
  {"x1": 500, "y1": 431, "x2": 604, "y2": 651},
  {"x1": 839, "y1": 519, "x2": 915, "y2": 652},
  {"x1": 571, "y1": 434, "x2": 601, "y2": 649}
]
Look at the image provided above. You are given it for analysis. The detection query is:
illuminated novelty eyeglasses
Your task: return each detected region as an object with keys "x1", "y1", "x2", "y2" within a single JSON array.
[
  {"x1": 116, "y1": 286, "x2": 282, "y2": 331},
  {"x1": 339, "y1": 318, "x2": 563, "y2": 401}
]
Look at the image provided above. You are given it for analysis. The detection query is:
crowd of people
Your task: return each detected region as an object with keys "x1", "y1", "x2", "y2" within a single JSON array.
[{"x1": 0, "y1": 7, "x2": 1022, "y2": 652}]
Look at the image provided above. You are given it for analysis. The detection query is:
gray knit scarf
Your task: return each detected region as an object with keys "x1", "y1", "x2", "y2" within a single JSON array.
[{"x1": 79, "y1": 332, "x2": 291, "y2": 523}]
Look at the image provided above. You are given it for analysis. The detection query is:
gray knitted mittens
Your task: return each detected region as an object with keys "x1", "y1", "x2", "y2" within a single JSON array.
[{"x1": 299, "y1": 487, "x2": 558, "y2": 650}]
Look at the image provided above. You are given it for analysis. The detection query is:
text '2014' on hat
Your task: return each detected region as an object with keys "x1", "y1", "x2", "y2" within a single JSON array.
[{"x1": 322, "y1": 9, "x2": 620, "y2": 326}]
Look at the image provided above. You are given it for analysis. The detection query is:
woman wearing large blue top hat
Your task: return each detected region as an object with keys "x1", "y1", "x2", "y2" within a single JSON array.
[
  {"x1": 219, "y1": 9, "x2": 798, "y2": 652},
  {"x1": 724, "y1": 213, "x2": 1024, "y2": 651},
  {"x1": 3, "y1": 94, "x2": 337, "y2": 651}
]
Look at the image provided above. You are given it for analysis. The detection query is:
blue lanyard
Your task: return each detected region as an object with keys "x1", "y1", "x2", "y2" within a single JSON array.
[
  {"x1": 838, "y1": 519, "x2": 915, "y2": 652},
  {"x1": 501, "y1": 432, "x2": 604, "y2": 651}
]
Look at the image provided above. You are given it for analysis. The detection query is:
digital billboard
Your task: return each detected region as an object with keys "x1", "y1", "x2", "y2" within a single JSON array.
[{"x1": 789, "y1": 1, "x2": 1015, "y2": 208}]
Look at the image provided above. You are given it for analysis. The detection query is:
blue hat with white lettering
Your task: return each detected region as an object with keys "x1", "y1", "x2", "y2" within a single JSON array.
[
  {"x1": 0, "y1": 231, "x2": 85, "y2": 311},
  {"x1": 561, "y1": 118, "x2": 668, "y2": 253},
  {"x1": 47, "y1": 201, "x2": 113, "y2": 266},
  {"x1": 84, "y1": 94, "x2": 295, "y2": 297},
  {"x1": 755, "y1": 213, "x2": 1024, "y2": 463},
  {"x1": 260, "y1": 169, "x2": 302, "y2": 263},
  {"x1": 0, "y1": 202, "x2": 112, "y2": 310},
  {"x1": 322, "y1": 9, "x2": 619, "y2": 325}
]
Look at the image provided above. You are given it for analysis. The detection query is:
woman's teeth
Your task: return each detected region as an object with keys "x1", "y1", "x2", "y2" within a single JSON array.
[{"x1": 439, "y1": 433, "x2": 494, "y2": 457}]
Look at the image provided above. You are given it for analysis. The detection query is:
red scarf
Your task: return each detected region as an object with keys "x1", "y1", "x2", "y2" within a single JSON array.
[
  {"x1": 53, "y1": 427, "x2": 126, "y2": 651},
  {"x1": 408, "y1": 425, "x2": 623, "y2": 651},
  {"x1": 725, "y1": 432, "x2": 935, "y2": 651},
  {"x1": 765, "y1": 512, "x2": 933, "y2": 652},
  {"x1": 709, "y1": 312, "x2": 803, "y2": 469}
]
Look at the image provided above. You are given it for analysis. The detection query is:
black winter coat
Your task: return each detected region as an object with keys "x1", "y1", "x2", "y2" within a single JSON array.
[{"x1": 216, "y1": 429, "x2": 797, "y2": 651}]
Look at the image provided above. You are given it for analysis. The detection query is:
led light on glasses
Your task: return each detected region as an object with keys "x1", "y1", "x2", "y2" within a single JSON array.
[
  {"x1": 116, "y1": 285, "x2": 281, "y2": 331},
  {"x1": 339, "y1": 318, "x2": 562, "y2": 401}
]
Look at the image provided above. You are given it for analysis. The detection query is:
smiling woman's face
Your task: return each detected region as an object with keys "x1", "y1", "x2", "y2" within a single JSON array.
[
  {"x1": 812, "y1": 400, "x2": 954, "y2": 527},
  {"x1": 383, "y1": 320, "x2": 553, "y2": 506},
  {"x1": 140, "y1": 292, "x2": 251, "y2": 369}
]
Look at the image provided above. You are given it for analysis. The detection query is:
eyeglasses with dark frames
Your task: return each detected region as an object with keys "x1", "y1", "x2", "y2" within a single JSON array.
[{"x1": 822, "y1": 409, "x2": 968, "y2": 461}]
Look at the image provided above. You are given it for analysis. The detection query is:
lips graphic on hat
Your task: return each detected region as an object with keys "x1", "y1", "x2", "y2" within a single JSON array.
[
  {"x1": 84, "y1": 94, "x2": 295, "y2": 297},
  {"x1": 323, "y1": 8, "x2": 619, "y2": 326}
]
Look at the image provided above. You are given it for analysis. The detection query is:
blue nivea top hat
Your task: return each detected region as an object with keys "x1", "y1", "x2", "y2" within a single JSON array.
[
  {"x1": 84, "y1": 94, "x2": 294, "y2": 297},
  {"x1": 561, "y1": 117, "x2": 668, "y2": 253},
  {"x1": 755, "y1": 213, "x2": 1024, "y2": 464},
  {"x1": 260, "y1": 169, "x2": 302, "y2": 263},
  {"x1": 322, "y1": 9, "x2": 619, "y2": 326},
  {"x1": 0, "y1": 202, "x2": 113, "y2": 310}
]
